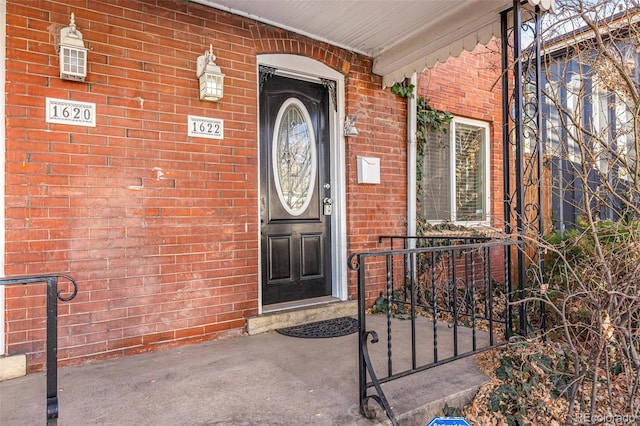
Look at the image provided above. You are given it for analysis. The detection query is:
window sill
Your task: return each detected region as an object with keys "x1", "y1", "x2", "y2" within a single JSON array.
[{"x1": 420, "y1": 222, "x2": 505, "y2": 239}]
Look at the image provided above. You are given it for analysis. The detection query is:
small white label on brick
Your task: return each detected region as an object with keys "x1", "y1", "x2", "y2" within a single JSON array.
[
  {"x1": 187, "y1": 115, "x2": 224, "y2": 140},
  {"x1": 46, "y1": 98, "x2": 96, "y2": 127}
]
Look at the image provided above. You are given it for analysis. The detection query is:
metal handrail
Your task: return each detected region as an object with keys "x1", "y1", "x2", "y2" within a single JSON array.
[
  {"x1": 0, "y1": 274, "x2": 78, "y2": 425},
  {"x1": 349, "y1": 239, "x2": 516, "y2": 424}
]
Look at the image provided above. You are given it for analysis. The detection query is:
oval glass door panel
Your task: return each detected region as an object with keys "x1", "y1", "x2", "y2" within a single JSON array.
[{"x1": 272, "y1": 98, "x2": 317, "y2": 216}]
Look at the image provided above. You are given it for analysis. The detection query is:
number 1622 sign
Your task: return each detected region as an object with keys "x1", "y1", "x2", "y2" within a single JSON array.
[{"x1": 188, "y1": 115, "x2": 224, "y2": 140}]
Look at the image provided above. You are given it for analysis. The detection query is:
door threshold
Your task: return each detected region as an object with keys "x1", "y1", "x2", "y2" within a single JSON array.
[
  {"x1": 262, "y1": 296, "x2": 338, "y2": 314},
  {"x1": 247, "y1": 298, "x2": 357, "y2": 335}
]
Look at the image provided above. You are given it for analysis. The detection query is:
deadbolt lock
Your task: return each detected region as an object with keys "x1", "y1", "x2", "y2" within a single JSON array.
[{"x1": 323, "y1": 197, "x2": 333, "y2": 216}]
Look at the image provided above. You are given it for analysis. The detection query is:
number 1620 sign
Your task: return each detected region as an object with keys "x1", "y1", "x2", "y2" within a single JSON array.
[{"x1": 46, "y1": 98, "x2": 96, "y2": 127}]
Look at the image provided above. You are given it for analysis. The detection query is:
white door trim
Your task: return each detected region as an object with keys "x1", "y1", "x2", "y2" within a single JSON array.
[{"x1": 256, "y1": 54, "x2": 347, "y2": 313}]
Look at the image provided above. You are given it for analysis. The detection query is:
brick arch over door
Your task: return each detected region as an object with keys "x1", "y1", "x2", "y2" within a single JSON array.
[{"x1": 250, "y1": 24, "x2": 354, "y2": 76}]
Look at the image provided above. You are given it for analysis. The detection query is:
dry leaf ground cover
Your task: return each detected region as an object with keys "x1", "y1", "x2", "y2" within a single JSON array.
[{"x1": 457, "y1": 340, "x2": 639, "y2": 425}]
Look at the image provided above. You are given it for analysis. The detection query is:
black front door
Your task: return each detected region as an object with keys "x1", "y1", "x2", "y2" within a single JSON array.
[{"x1": 260, "y1": 72, "x2": 332, "y2": 306}]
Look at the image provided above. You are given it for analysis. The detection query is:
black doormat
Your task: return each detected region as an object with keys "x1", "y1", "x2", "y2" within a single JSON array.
[{"x1": 276, "y1": 317, "x2": 358, "y2": 338}]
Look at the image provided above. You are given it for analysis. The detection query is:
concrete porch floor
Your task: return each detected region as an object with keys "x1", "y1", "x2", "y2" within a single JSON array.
[{"x1": 0, "y1": 315, "x2": 489, "y2": 425}]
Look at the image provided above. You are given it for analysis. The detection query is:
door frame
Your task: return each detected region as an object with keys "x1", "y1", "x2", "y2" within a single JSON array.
[{"x1": 257, "y1": 54, "x2": 347, "y2": 313}]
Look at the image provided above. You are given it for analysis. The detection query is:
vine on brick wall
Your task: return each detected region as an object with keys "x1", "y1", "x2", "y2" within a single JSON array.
[
  {"x1": 391, "y1": 81, "x2": 461, "y2": 233},
  {"x1": 390, "y1": 80, "x2": 415, "y2": 98},
  {"x1": 415, "y1": 97, "x2": 452, "y2": 233}
]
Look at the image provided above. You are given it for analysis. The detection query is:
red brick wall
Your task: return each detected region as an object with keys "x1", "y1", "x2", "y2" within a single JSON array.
[
  {"x1": 345, "y1": 60, "x2": 408, "y2": 301},
  {"x1": 417, "y1": 41, "x2": 504, "y2": 228},
  {"x1": 4, "y1": 0, "x2": 407, "y2": 370}
]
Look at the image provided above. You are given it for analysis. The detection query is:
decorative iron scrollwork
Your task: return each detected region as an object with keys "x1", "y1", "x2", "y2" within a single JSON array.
[
  {"x1": 57, "y1": 274, "x2": 79, "y2": 301},
  {"x1": 259, "y1": 65, "x2": 276, "y2": 90},
  {"x1": 321, "y1": 78, "x2": 337, "y2": 112},
  {"x1": 347, "y1": 253, "x2": 361, "y2": 271},
  {"x1": 502, "y1": 3, "x2": 546, "y2": 336},
  {"x1": 360, "y1": 330, "x2": 399, "y2": 425}
]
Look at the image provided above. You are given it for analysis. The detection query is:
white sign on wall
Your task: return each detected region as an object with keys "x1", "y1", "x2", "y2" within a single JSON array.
[
  {"x1": 187, "y1": 115, "x2": 224, "y2": 140},
  {"x1": 46, "y1": 98, "x2": 96, "y2": 127}
]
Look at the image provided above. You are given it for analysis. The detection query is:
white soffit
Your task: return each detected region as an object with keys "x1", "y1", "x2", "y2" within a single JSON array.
[
  {"x1": 194, "y1": 0, "x2": 556, "y2": 86},
  {"x1": 377, "y1": 0, "x2": 557, "y2": 86}
]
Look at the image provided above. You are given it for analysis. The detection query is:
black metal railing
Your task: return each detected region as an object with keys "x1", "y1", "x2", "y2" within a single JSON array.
[
  {"x1": 0, "y1": 274, "x2": 78, "y2": 425},
  {"x1": 349, "y1": 237, "x2": 517, "y2": 424},
  {"x1": 379, "y1": 234, "x2": 496, "y2": 249}
]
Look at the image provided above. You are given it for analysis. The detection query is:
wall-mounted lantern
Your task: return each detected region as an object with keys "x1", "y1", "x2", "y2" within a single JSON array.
[
  {"x1": 58, "y1": 13, "x2": 88, "y2": 82},
  {"x1": 343, "y1": 115, "x2": 359, "y2": 137},
  {"x1": 196, "y1": 44, "x2": 225, "y2": 102}
]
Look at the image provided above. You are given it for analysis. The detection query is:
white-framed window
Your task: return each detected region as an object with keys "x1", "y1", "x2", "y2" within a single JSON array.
[{"x1": 419, "y1": 116, "x2": 491, "y2": 225}]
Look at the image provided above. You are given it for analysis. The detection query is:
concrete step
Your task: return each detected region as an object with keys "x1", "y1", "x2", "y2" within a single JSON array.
[
  {"x1": 247, "y1": 298, "x2": 358, "y2": 335},
  {"x1": 0, "y1": 354, "x2": 26, "y2": 382},
  {"x1": 368, "y1": 379, "x2": 483, "y2": 425}
]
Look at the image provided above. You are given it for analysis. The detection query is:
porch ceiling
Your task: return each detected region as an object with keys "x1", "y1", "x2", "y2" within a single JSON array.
[{"x1": 191, "y1": 0, "x2": 556, "y2": 86}]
